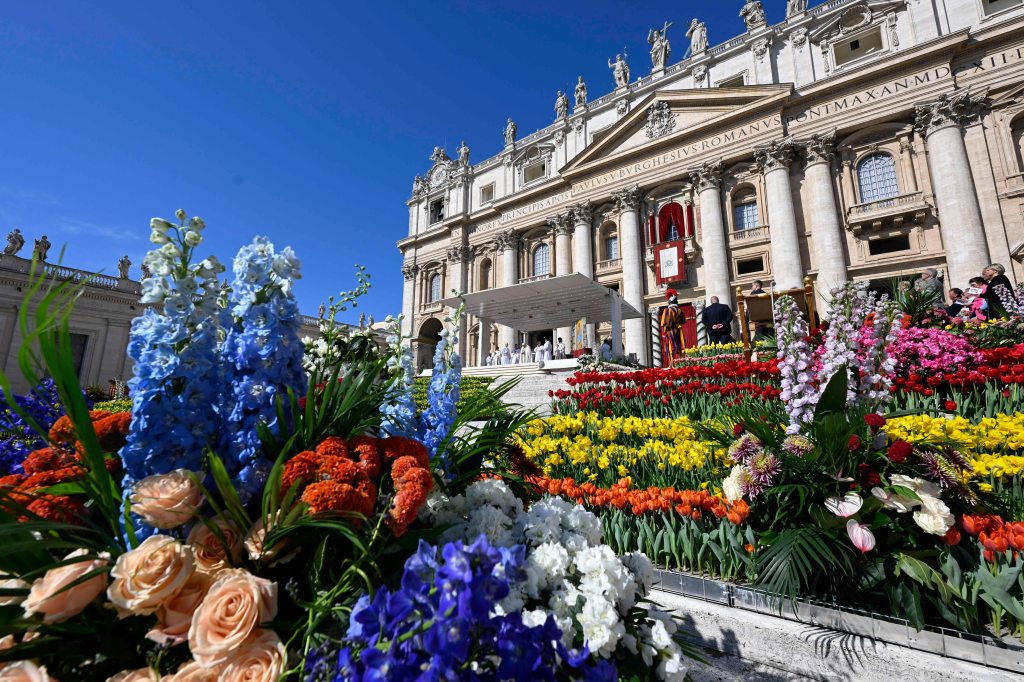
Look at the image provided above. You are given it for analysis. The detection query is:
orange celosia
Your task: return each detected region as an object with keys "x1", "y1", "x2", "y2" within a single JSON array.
[
  {"x1": 281, "y1": 451, "x2": 320, "y2": 493},
  {"x1": 315, "y1": 436, "x2": 350, "y2": 460},
  {"x1": 22, "y1": 448, "x2": 67, "y2": 475},
  {"x1": 301, "y1": 480, "x2": 375, "y2": 518},
  {"x1": 24, "y1": 495, "x2": 87, "y2": 525},
  {"x1": 380, "y1": 437, "x2": 429, "y2": 469},
  {"x1": 348, "y1": 436, "x2": 382, "y2": 478}
]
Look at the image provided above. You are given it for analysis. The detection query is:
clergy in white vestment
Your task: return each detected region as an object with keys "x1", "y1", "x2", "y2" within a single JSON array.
[
  {"x1": 521, "y1": 343, "x2": 533, "y2": 363},
  {"x1": 500, "y1": 344, "x2": 511, "y2": 365},
  {"x1": 541, "y1": 338, "x2": 552, "y2": 363},
  {"x1": 554, "y1": 337, "x2": 566, "y2": 360},
  {"x1": 512, "y1": 345, "x2": 520, "y2": 364}
]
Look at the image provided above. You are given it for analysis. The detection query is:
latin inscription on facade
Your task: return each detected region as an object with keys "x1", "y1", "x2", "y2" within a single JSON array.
[
  {"x1": 786, "y1": 65, "x2": 952, "y2": 127},
  {"x1": 499, "y1": 190, "x2": 573, "y2": 223},
  {"x1": 953, "y1": 43, "x2": 1024, "y2": 78},
  {"x1": 571, "y1": 114, "x2": 783, "y2": 194}
]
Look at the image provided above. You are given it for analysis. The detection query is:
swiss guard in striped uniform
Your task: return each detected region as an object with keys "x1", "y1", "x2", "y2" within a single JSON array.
[{"x1": 659, "y1": 288, "x2": 685, "y2": 366}]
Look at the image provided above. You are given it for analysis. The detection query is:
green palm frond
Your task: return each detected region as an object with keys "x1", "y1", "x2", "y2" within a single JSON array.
[{"x1": 756, "y1": 526, "x2": 853, "y2": 603}]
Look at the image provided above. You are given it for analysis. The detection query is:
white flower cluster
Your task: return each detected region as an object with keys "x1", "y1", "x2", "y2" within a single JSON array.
[
  {"x1": 142, "y1": 211, "x2": 224, "y2": 320},
  {"x1": 872, "y1": 475, "x2": 955, "y2": 536},
  {"x1": 421, "y1": 479, "x2": 687, "y2": 680}
]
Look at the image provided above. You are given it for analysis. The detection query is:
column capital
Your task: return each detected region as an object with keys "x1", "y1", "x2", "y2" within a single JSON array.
[
  {"x1": 402, "y1": 263, "x2": 420, "y2": 280},
  {"x1": 551, "y1": 212, "x2": 574, "y2": 236},
  {"x1": 445, "y1": 244, "x2": 472, "y2": 263},
  {"x1": 799, "y1": 130, "x2": 836, "y2": 166},
  {"x1": 494, "y1": 228, "x2": 521, "y2": 252},
  {"x1": 754, "y1": 138, "x2": 796, "y2": 172},
  {"x1": 570, "y1": 201, "x2": 593, "y2": 225},
  {"x1": 688, "y1": 160, "x2": 723, "y2": 192},
  {"x1": 914, "y1": 89, "x2": 987, "y2": 137},
  {"x1": 612, "y1": 185, "x2": 642, "y2": 212}
]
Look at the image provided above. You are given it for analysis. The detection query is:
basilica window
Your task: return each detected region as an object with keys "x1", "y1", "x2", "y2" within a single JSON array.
[
  {"x1": 868, "y1": 234, "x2": 911, "y2": 255},
  {"x1": 478, "y1": 258, "x2": 492, "y2": 290},
  {"x1": 532, "y1": 243, "x2": 551, "y2": 276},
  {"x1": 731, "y1": 188, "x2": 759, "y2": 231},
  {"x1": 981, "y1": 0, "x2": 1023, "y2": 17},
  {"x1": 718, "y1": 74, "x2": 745, "y2": 88},
  {"x1": 736, "y1": 256, "x2": 765, "y2": 276},
  {"x1": 1012, "y1": 116, "x2": 1024, "y2": 172},
  {"x1": 833, "y1": 27, "x2": 884, "y2": 68},
  {"x1": 524, "y1": 161, "x2": 547, "y2": 184},
  {"x1": 604, "y1": 230, "x2": 619, "y2": 260},
  {"x1": 428, "y1": 273, "x2": 442, "y2": 302},
  {"x1": 480, "y1": 183, "x2": 495, "y2": 204},
  {"x1": 856, "y1": 153, "x2": 899, "y2": 203},
  {"x1": 429, "y1": 198, "x2": 445, "y2": 224}
]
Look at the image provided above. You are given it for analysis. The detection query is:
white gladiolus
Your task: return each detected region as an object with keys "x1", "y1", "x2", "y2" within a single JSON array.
[
  {"x1": 189, "y1": 216, "x2": 205, "y2": 230},
  {"x1": 150, "y1": 217, "x2": 173, "y2": 233},
  {"x1": 159, "y1": 242, "x2": 181, "y2": 259},
  {"x1": 183, "y1": 230, "x2": 202, "y2": 247},
  {"x1": 150, "y1": 229, "x2": 171, "y2": 245}
]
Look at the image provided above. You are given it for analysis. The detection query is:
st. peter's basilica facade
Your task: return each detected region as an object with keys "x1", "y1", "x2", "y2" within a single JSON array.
[{"x1": 398, "y1": 0, "x2": 1024, "y2": 368}]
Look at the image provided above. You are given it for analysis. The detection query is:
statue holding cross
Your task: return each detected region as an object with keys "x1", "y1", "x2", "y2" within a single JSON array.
[{"x1": 648, "y1": 21, "x2": 672, "y2": 71}]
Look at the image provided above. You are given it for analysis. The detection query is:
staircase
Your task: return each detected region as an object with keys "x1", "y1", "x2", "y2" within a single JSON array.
[{"x1": 422, "y1": 361, "x2": 579, "y2": 416}]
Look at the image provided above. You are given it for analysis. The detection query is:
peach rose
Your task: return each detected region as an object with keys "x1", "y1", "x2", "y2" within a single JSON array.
[
  {"x1": 165, "y1": 661, "x2": 220, "y2": 682},
  {"x1": 188, "y1": 569, "x2": 277, "y2": 667},
  {"x1": 0, "y1": 661, "x2": 58, "y2": 682},
  {"x1": 130, "y1": 470, "x2": 204, "y2": 530},
  {"x1": 104, "y1": 669, "x2": 160, "y2": 682},
  {"x1": 187, "y1": 518, "x2": 243, "y2": 575},
  {"x1": 23, "y1": 549, "x2": 108, "y2": 624},
  {"x1": 108, "y1": 535, "x2": 195, "y2": 617},
  {"x1": 0, "y1": 636, "x2": 14, "y2": 651},
  {"x1": 147, "y1": 571, "x2": 210, "y2": 646},
  {"x1": 221, "y1": 630, "x2": 286, "y2": 682},
  {"x1": 0, "y1": 578, "x2": 29, "y2": 606},
  {"x1": 243, "y1": 515, "x2": 296, "y2": 566}
]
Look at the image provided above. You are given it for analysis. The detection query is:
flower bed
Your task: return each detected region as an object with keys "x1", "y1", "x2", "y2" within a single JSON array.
[{"x1": 0, "y1": 211, "x2": 694, "y2": 681}]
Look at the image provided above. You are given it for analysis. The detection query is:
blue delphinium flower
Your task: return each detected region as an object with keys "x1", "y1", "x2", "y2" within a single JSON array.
[
  {"x1": 0, "y1": 378, "x2": 68, "y2": 474},
  {"x1": 418, "y1": 326, "x2": 461, "y2": 476},
  {"x1": 219, "y1": 236, "x2": 307, "y2": 501},
  {"x1": 315, "y1": 535, "x2": 609, "y2": 682},
  {"x1": 120, "y1": 211, "x2": 226, "y2": 537},
  {"x1": 379, "y1": 315, "x2": 419, "y2": 440}
]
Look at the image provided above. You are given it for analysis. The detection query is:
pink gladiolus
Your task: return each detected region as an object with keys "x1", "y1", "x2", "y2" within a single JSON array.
[
  {"x1": 846, "y1": 519, "x2": 875, "y2": 553},
  {"x1": 825, "y1": 492, "x2": 863, "y2": 517}
]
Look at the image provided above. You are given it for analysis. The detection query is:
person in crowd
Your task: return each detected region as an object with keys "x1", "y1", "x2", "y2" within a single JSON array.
[
  {"x1": 512, "y1": 345, "x2": 521, "y2": 364},
  {"x1": 965, "y1": 277, "x2": 989, "y2": 320},
  {"x1": 945, "y1": 288, "x2": 966, "y2": 318},
  {"x1": 748, "y1": 280, "x2": 765, "y2": 295},
  {"x1": 521, "y1": 341, "x2": 533, "y2": 364},
  {"x1": 914, "y1": 267, "x2": 943, "y2": 296},
  {"x1": 554, "y1": 337, "x2": 566, "y2": 360},
  {"x1": 600, "y1": 338, "x2": 612, "y2": 360},
  {"x1": 982, "y1": 263, "x2": 1015, "y2": 318},
  {"x1": 540, "y1": 337, "x2": 552, "y2": 363},
  {"x1": 702, "y1": 295, "x2": 734, "y2": 344},
  {"x1": 500, "y1": 343, "x2": 511, "y2": 365}
]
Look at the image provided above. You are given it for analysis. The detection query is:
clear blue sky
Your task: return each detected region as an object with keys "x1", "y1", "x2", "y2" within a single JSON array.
[{"x1": 0, "y1": 1, "x2": 793, "y2": 323}]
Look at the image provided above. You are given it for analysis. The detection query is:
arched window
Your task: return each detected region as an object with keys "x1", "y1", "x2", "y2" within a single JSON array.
[
  {"x1": 478, "y1": 258, "x2": 492, "y2": 291},
  {"x1": 533, "y1": 243, "x2": 550, "y2": 276},
  {"x1": 732, "y1": 188, "x2": 759, "y2": 231},
  {"x1": 856, "y1": 153, "x2": 899, "y2": 203},
  {"x1": 428, "y1": 273, "x2": 441, "y2": 302},
  {"x1": 603, "y1": 228, "x2": 619, "y2": 260},
  {"x1": 665, "y1": 220, "x2": 679, "y2": 241}
]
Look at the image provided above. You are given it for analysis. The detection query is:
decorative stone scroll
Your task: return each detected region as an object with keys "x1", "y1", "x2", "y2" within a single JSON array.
[
  {"x1": 571, "y1": 201, "x2": 593, "y2": 225},
  {"x1": 494, "y1": 229, "x2": 521, "y2": 252},
  {"x1": 800, "y1": 130, "x2": 836, "y2": 166},
  {"x1": 612, "y1": 185, "x2": 642, "y2": 212},
  {"x1": 401, "y1": 263, "x2": 420, "y2": 281},
  {"x1": 688, "y1": 160, "x2": 723, "y2": 192},
  {"x1": 913, "y1": 90, "x2": 987, "y2": 137},
  {"x1": 754, "y1": 138, "x2": 796, "y2": 172}
]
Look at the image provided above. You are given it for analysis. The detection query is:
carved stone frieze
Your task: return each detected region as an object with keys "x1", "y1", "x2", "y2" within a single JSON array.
[
  {"x1": 751, "y1": 37, "x2": 771, "y2": 61},
  {"x1": 616, "y1": 99, "x2": 630, "y2": 118}
]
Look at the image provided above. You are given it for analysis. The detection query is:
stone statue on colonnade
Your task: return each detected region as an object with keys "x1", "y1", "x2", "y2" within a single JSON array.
[
  {"x1": 117, "y1": 255, "x2": 131, "y2": 279},
  {"x1": 3, "y1": 228, "x2": 25, "y2": 256},
  {"x1": 33, "y1": 235, "x2": 51, "y2": 262},
  {"x1": 740, "y1": 0, "x2": 767, "y2": 30},
  {"x1": 457, "y1": 140, "x2": 470, "y2": 166},
  {"x1": 686, "y1": 19, "x2": 707, "y2": 55},
  {"x1": 574, "y1": 76, "x2": 587, "y2": 108},
  {"x1": 648, "y1": 22, "x2": 672, "y2": 71},
  {"x1": 608, "y1": 52, "x2": 630, "y2": 88},
  {"x1": 786, "y1": 0, "x2": 808, "y2": 18},
  {"x1": 554, "y1": 90, "x2": 569, "y2": 120},
  {"x1": 504, "y1": 118, "x2": 517, "y2": 146}
]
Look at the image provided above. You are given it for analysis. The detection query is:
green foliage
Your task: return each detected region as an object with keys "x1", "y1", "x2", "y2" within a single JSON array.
[
  {"x1": 94, "y1": 398, "x2": 131, "y2": 413},
  {"x1": 892, "y1": 276, "x2": 943, "y2": 325},
  {"x1": 412, "y1": 376, "x2": 502, "y2": 416}
]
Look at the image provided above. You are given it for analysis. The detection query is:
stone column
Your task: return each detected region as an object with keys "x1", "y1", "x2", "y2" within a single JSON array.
[
  {"x1": 799, "y1": 131, "x2": 848, "y2": 310},
  {"x1": 400, "y1": 263, "x2": 419, "y2": 339},
  {"x1": 551, "y1": 212, "x2": 574, "y2": 346},
  {"x1": 477, "y1": 316, "x2": 491, "y2": 366},
  {"x1": 495, "y1": 229, "x2": 520, "y2": 350},
  {"x1": 571, "y1": 201, "x2": 596, "y2": 349},
  {"x1": 612, "y1": 185, "x2": 649, "y2": 366},
  {"x1": 914, "y1": 91, "x2": 990, "y2": 288},
  {"x1": 755, "y1": 138, "x2": 804, "y2": 291},
  {"x1": 689, "y1": 160, "x2": 731, "y2": 303},
  {"x1": 445, "y1": 244, "x2": 471, "y2": 361}
]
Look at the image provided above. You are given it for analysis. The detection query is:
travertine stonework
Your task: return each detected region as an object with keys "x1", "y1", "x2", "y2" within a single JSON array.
[{"x1": 399, "y1": 0, "x2": 1024, "y2": 369}]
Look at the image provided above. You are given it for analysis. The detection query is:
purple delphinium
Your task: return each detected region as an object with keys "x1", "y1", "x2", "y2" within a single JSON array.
[
  {"x1": 774, "y1": 295, "x2": 817, "y2": 434},
  {"x1": 312, "y1": 535, "x2": 613, "y2": 682},
  {"x1": 856, "y1": 296, "x2": 900, "y2": 409},
  {"x1": 818, "y1": 283, "x2": 868, "y2": 405}
]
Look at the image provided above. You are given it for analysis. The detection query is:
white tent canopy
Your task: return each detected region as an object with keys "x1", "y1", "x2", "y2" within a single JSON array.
[{"x1": 437, "y1": 273, "x2": 641, "y2": 332}]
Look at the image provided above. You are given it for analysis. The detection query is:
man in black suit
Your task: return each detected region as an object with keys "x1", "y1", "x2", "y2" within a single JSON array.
[
  {"x1": 748, "y1": 280, "x2": 766, "y2": 295},
  {"x1": 702, "y1": 296, "x2": 734, "y2": 344}
]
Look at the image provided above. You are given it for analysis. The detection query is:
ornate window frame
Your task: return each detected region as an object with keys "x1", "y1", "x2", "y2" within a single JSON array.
[
  {"x1": 514, "y1": 144, "x2": 555, "y2": 188},
  {"x1": 810, "y1": 2, "x2": 901, "y2": 76}
]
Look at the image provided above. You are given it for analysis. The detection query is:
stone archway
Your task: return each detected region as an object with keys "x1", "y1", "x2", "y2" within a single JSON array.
[{"x1": 415, "y1": 317, "x2": 444, "y2": 371}]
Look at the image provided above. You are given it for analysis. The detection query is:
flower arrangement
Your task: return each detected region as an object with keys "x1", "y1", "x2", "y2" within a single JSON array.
[{"x1": 887, "y1": 327, "x2": 984, "y2": 377}]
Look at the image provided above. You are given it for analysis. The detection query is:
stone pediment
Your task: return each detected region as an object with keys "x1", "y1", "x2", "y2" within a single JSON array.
[{"x1": 561, "y1": 85, "x2": 793, "y2": 178}]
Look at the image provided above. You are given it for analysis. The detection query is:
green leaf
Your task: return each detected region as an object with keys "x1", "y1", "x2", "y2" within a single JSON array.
[{"x1": 813, "y1": 365, "x2": 849, "y2": 419}]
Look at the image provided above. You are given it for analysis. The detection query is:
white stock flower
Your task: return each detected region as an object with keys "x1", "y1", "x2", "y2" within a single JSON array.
[
  {"x1": 577, "y1": 594, "x2": 625, "y2": 657},
  {"x1": 621, "y1": 552, "x2": 655, "y2": 595},
  {"x1": 183, "y1": 230, "x2": 202, "y2": 247},
  {"x1": 150, "y1": 230, "x2": 171, "y2": 245},
  {"x1": 159, "y1": 242, "x2": 181, "y2": 259}
]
